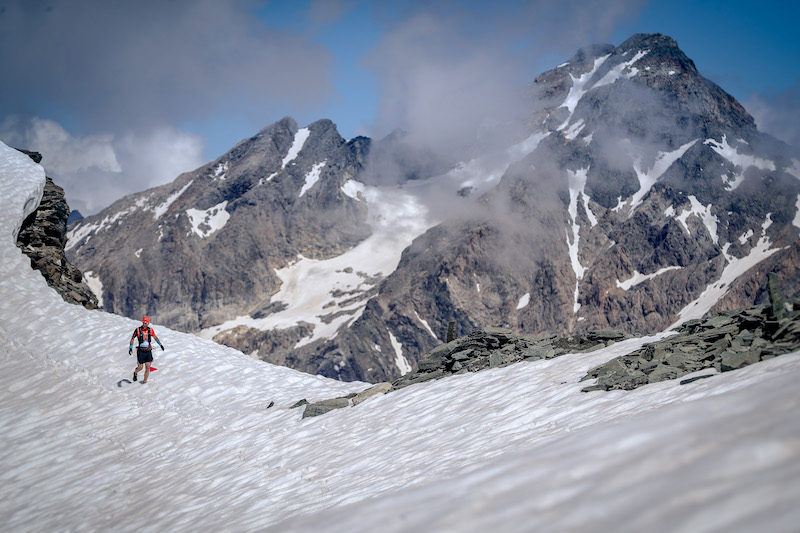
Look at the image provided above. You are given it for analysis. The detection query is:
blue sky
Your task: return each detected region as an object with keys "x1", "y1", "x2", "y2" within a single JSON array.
[{"x1": 0, "y1": 0, "x2": 798, "y2": 214}]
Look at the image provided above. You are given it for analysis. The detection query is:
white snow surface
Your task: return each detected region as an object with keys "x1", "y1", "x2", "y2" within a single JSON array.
[
  {"x1": 152, "y1": 179, "x2": 193, "y2": 220},
  {"x1": 625, "y1": 139, "x2": 697, "y2": 212},
  {"x1": 616, "y1": 266, "x2": 683, "y2": 290},
  {"x1": 82, "y1": 270, "x2": 105, "y2": 307},
  {"x1": 795, "y1": 195, "x2": 800, "y2": 230},
  {"x1": 414, "y1": 310, "x2": 438, "y2": 340},
  {"x1": 199, "y1": 181, "x2": 434, "y2": 348},
  {"x1": 558, "y1": 54, "x2": 611, "y2": 129},
  {"x1": 186, "y1": 200, "x2": 230, "y2": 238},
  {"x1": 557, "y1": 50, "x2": 647, "y2": 133},
  {"x1": 213, "y1": 161, "x2": 229, "y2": 180},
  {"x1": 388, "y1": 331, "x2": 412, "y2": 375},
  {"x1": 65, "y1": 196, "x2": 149, "y2": 251},
  {"x1": 563, "y1": 118, "x2": 585, "y2": 140},
  {"x1": 669, "y1": 215, "x2": 782, "y2": 328},
  {"x1": 566, "y1": 168, "x2": 589, "y2": 313},
  {"x1": 299, "y1": 161, "x2": 326, "y2": 197},
  {"x1": 559, "y1": 54, "x2": 610, "y2": 114},
  {"x1": 3, "y1": 142, "x2": 800, "y2": 532},
  {"x1": 667, "y1": 195, "x2": 720, "y2": 244},
  {"x1": 282, "y1": 127, "x2": 311, "y2": 168},
  {"x1": 592, "y1": 49, "x2": 649, "y2": 89},
  {"x1": 705, "y1": 136, "x2": 776, "y2": 191}
]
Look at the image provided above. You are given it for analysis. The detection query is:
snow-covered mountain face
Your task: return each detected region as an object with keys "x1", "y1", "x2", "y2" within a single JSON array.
[
  {"x1": 67, "y1": 118, "x2": 371, "y2": 330},
  {"x1": 67, "y1": 33, "x2": 800, "y2": 383}
]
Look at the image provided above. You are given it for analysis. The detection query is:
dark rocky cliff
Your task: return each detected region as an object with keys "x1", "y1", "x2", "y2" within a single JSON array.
[{"x1": 15, "y1": 149, "x2": 98, "y2": 309}]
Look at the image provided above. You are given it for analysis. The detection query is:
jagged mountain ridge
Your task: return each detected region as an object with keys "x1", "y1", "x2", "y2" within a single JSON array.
[
  {"x1": 360, "y1": 34, "x2": 800, "y2": 357},
  {"x1": 67, "y1": 33, "x2": 800, "y2": 383},
  {"x1": 68, "y1": 118, "x2": 371, "y2": 331}
]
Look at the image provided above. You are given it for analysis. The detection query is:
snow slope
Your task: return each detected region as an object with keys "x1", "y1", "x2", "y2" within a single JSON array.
[{"x1": 2, "y1": 142, "x2": 799, "y2": 532}]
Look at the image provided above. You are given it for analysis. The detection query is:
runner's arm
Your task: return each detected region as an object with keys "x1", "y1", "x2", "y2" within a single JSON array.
[{"x1": 152, "y1": 329, "x2": 164, "y2": 350}]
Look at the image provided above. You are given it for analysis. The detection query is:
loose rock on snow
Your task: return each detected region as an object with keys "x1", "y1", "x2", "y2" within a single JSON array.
[
  {"x1": 299, "y1": 274, "x2": 800, "y2": 417},
  {"x1": 580, "y1": 276, "x2": 800, "y2": 392},
  {"x1": 300, "y1": 328, "x2": 629, "y2": 417}
]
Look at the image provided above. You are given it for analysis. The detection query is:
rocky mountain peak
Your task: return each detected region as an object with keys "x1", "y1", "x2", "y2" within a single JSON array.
[
  {"x1": 66, "y1": 116, "x2": 369, "y2": 332},
  {"x1": 66, "y1": 34, "x2": 800, "y2": 385},
  {"x1": 565, "y1": 43, "x2": 617, "y2": 70},
  {"x1": 533, "y1": 32, "x2": 757, "y2": 139}
]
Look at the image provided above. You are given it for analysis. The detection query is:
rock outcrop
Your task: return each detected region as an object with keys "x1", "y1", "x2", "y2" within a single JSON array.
[
  {"x1": 580, "y1": 282, "x2": 800, "y2": 391},
  {"x1": 15, "y1": 150, "x2": 98, "y2": 310},
  {"x1": 300, "y1": 275, "x2": 800, "y2": 417},
  {"x1": 390, "y1": 328, "x2": 629, "y2": 390},
  {"x1": 300, "y1": 328, "x2": 629, "y2": 417}
]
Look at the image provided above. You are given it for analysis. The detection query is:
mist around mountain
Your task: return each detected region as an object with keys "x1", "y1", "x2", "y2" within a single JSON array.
[
  {"x1": 65, "y1": 34, "x2": 800, "y2": 383},
  {"x1": 3, "y1": 141, "x2": 799, "y2": 532}
]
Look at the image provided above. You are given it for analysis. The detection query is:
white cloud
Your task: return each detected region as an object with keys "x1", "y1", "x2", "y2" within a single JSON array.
[
  {"x1": 0, "y1": 117, "x2": 120, "y2": 175},
  {"x1": 0, "y1": 116, "x2": 204, "y2": 215},
  {"x1": 364, "y1": 1, "x2": 647, "y2": 161},
  {"x1": 745, "y1": 86, "x2": 800, "y2": 148},
  {"x1": 115, "y1": 127, "x2": 206, "y2": 191}
]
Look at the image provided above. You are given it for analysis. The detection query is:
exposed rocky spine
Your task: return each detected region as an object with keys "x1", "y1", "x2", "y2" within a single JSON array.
[
  {"x1": 446, "y1": 321, "x2": 457, "y2": 342},
  {"x1": 580, "y1": 296, "x2": 800, "y2": 391},
  {"x1": 300, "y1": 328, "x2": 629, "y2": 417},
  {"x1": 15, "y1": 149, "x2": 98, "y2": 310},
  {"x1": 301, "y1": 280, "x2": 800, "y2": 417}
]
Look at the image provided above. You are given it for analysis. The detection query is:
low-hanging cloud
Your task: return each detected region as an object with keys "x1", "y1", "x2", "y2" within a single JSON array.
[
  {"x1": 0, "y1": 116, "x2": 121, "y2": 176},
  {"x1": 745, "y1": 82, "x2": 800, "y2": 150},
  {"x1": 363, "y1": 0, "x2": 646, "y2": 163},
  {"x1": 0, "y1": 117, "x2": 205, "y2": 215}
]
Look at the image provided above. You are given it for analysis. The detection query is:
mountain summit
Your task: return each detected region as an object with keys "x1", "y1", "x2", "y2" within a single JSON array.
[{"x1": 67, "y1": 33, "x2": 800, "y2": 382}]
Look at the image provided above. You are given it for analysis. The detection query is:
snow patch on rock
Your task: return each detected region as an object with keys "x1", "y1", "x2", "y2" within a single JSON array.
[
  {"x1": 186, "y1": 200, "x2": 230, "y2": 238},
  {"x1": 389, "y1": 331, "x2": 412, "y2": 375},
  {"x1": 705, "y1": 136, "x2": 775, "y2": 191},
  {"x1": 617, "y1": 266, "x2": 682, "y2": 290},
  {"x1": 153, "y1": 180, "x2": 193, "y2": 220},
  {"x1": 300, "y1": 161, "x2": 326, "y2": 197},
  {"x1": 624, "y1": 139, "x2": 697, "y2": 213},
  {"x1": 415, "y1": 311, "x2": 438, "y2": 340},
  {"x1": 282, "y1": 127, "x2": 311, "y2": 168},
  {"x1": 82, "y1": 271, "x2": 104, "y2": 307},
  {"x1": 593, "y1": 49, "x2": 649, "y2": 89},
  {"x1": 670, "y1": 215, "x2": 781, "y2": 328},
  {"x1": 672, "y1": 195, "x2": 719, "y2": 244}
]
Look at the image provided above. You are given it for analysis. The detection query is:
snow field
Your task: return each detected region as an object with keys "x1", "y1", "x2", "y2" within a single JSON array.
[
  {"x1": 271, "y1": 356, "x2": 799, "y2": 533},
  {"x1": 2, "y1": 141, "x2": 800, "y2": 532}
]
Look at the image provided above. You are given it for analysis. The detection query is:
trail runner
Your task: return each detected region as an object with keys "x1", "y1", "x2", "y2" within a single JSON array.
[{"x1": 129, "y1": 316, "x2": 164, "y2": 384}]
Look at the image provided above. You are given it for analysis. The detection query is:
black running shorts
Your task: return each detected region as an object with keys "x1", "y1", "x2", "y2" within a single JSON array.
[{"x1": 136, "y1": 349, "x2": 154, "y2": 364}]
